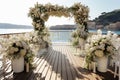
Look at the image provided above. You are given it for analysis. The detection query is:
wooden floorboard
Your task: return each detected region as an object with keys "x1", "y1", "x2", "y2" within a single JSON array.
[
  {"x1": 1, "y1": 45, "x2": 119, "y2": 80},
  {"x1": 50, "y1": 50, "x2": 58, "y2": 80},
  {"x1": 45, "y1": 47, "x2": 57, "y2": 80},
  {"x1": 30, "y1": 48, "x2": 51, "y2": 80},
  {"x1": 61, "y1": 47, "x2": 67, "y2": 80},
  {"x1": 56, "y1": 50, "x2": 62, "y2": 80},
  {"x1": 40, "y1": 48, "x2": 54, "y2": 80},
  {"x1": 64, "y1": 46, "x2": 73, "y2": 80},
  {"x1": 65, "y1": 46, "x2": 79, "y2": 80}
]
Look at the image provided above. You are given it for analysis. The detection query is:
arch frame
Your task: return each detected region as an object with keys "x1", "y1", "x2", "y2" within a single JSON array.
[{"x1": 28, "y1": 2, "x2": 89, "y2": 32}]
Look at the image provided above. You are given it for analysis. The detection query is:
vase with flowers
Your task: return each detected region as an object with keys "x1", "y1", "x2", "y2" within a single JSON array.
[
  {"x1": 6, "y1": 40, "x2": 31, "y2": 73},
  {"x1": 85, "y1": 30, "x2": 117, "y2": 72}
]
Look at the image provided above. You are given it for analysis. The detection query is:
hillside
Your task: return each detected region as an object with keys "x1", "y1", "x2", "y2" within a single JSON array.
[
  {"x1": 0, "y1": 23, "x2": 33, "y2": 29},
  {"x1": 49, "y1": 25, "x2": 76, "y2": 30},
  {"x1": 93, "y1": 9, "x2": 120, "y2": 26}
]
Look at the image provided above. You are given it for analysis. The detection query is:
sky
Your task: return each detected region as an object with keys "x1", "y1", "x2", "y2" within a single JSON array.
[{"x1": 0, "y1": 0, "x2": 120, "y2": 26}]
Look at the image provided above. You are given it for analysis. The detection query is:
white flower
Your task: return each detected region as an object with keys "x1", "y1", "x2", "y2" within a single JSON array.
[
  {"x1": 33, "y1": 37, "x2": 37, "y2": 42},
  {"x1": 99, "y1": 44, "x2": 105, "y2": 50},
  {"x1": 107, "y1": 46, "x2": 113, "y2": 52},
  {"x1": 14, "y1": 48, "x2": 19, "y2": 52},
  {"x1": 89, "y1": 47, "x2": 95, "y2": 53},
  {"x1": 97, "y1": 29, "x2": 102, "y2": 35},
  {"x1": 9, "y1": 47, "x2": 15, "y2": 54},
  {"x1": 95, "y1": 50, "x2": 104, "y2": 57},
  {"x1": 85, "y1": 43, "x2": 90, "y2": 50},
  {"x1": 16, "y1": 41, "x2": 22, "y2": 47},
  {"x1": 20, "y1": 49, "x2": 26, "y2": 56}
]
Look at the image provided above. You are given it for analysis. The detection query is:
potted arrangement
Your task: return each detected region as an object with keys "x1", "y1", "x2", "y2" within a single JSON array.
[
  {"x1": 71, "y1": 25, "x2": 88, "y2": 49},
  {"x1": 6, "y1": 40, "x2": 32, "y2": 73},
  {"x1": 71, "y1": 24, "x2": 88, "y2": 56},
  {"x1": 85, "y1": 31, "x2": 116, "y2": 72},
  {"x1": 29, "y1": 31, "x2": 49, "y2": 57}
]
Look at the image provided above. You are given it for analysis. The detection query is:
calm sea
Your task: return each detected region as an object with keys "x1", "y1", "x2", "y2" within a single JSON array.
[
  {"x1": 50, "y1": 30, "x2": 120, "y2": 42},
  {"x1": 0, "y1": 29, "x2": 33, "y2": 34},
  {"x1": 0, "y1": 29, "x2": 120, "y2": 42}
]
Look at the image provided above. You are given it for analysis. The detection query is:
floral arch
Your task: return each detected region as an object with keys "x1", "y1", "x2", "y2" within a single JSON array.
[{"x1": 28, "y1": 2, "x2": 89, "y2": 45}]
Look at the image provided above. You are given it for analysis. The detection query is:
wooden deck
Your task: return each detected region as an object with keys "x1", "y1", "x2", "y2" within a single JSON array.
[{"x1": 1, "y1": 45, "x2": 119, "y2": 80}]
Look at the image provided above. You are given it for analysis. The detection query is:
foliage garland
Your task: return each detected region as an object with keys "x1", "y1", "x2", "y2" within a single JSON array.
[
  {"x1": 28, "y1": 2, "x2": 89, "y2": 31},
  {"x1": 28, "y1": 2, "x2": 89, "y2": 47}
]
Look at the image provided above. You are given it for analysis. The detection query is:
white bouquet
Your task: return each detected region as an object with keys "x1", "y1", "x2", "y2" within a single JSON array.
[
  {"x1": 85, "y1": 30, "x2": 117, "y2": 65},
  {"x1": 6, "y1": 41, "x2": 29, "y2": 60}
]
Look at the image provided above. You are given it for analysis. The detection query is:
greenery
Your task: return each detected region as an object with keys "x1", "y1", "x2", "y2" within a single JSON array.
[
  {"x1": 28, "y1": 2, "x2": 89, "y2": 48},
  {"x1": 6, "y1": 40, "x2": 35, "y2": 68},
  {"x1": 93, "y1": 9, "x2": 120, "y2": 26},
  {"x1": 85, "y1": 31, "x2": 117, "y2": 68},
  {"x1": 28, "y1": 2, "x2": 89, "y2": 28},
  {"x1": 6, "y1": 41, "x2": 33, "y2": 59},
  {"x1": 28, "y1": 2, "x2": 89, "y2": 32},
  {"x1": 71, "y1": 24, "x2": 89, "y2": 47},
  {"x1": 24, "y1": 50, "x2": 34, "y2": 67}
]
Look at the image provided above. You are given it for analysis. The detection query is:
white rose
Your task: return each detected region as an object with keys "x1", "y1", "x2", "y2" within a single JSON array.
[
  {"x1": 97, "y1": 29, "x2": 102, "y2": 35},
  {"x1": 16, "y1": 41, "x2": 22, "y2": 47},
  {"x1": 9, "y1": 47, "x2": 15, "y2": 54},
  {"x1": 14, "y1": 48, "x2": 19, "y2": 52},
  {"x1": 22, "y1": 41, "x2": 29, "y2": 49},
  {"x1": 89, "y1": 47, "x2": 95, "y2": 53},
  {"x1": 33, "y1": 38, "x2": 37, "y2": 42},
  {"x1": 107, "y1": 46, "x2": 112, "y2": 52},
  {"x1": 85, "y1": 44, "x2": 90, "y2": 50},
  {"x1": 95, "y1": 50, "x2": 104, "y2": 57},
  {"x1": 113, "y1": 34, "x2": 118, "y2": 39},
  {"x1": 20, "y1": 49, "x2": 26, "y2": 56},
  {"x1": 99, "y1": 44, "x2": 105, "y2": 50}
]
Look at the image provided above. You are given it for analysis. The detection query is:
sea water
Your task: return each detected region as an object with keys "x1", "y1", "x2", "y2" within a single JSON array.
[
  {"x1": 50, "y1": 30, "x2": 120, "y2": 42},
  {"x1": 0, "y1": 29, "x2": 120, "y2": 42}
]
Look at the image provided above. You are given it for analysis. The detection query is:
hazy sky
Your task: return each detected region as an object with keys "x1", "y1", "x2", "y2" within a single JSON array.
[{"x1": 0, "y1": 0, "x2": 120, "y2": 26}]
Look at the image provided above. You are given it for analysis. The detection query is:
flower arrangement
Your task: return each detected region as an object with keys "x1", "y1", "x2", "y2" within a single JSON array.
[
  {"x1": 71, "y1": 24, "x2": 88, "y2": 47},
  {"x1": 28, "y1": 2, "x2": 89, "y2": 31},
  {"x1": 85, "y1": 30, "x2": 117, "y2": 67},
  {"x1": 24, "y1": 50, "x2": 34, "y2": 67},
  {"x1": 6, "y1": 40, "x2": 34, "y2": 60},
  {"x1": 28, "y1": 2, "x2": 89, "y2": 51},
  {"x1": 28, "y1": 28, "x2": 50, "y2": 48},
  {"x1": 29, "y1": 31, "x2": 43, "y2": 45}
]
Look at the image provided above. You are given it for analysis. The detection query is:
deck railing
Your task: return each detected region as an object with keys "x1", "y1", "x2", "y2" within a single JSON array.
[{"x1": 49, "y1": 30, "x2": 74, "y2": 42}]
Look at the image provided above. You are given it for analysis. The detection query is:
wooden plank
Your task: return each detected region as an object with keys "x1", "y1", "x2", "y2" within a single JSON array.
[
  {"x1": 28, "y1": 52, "x2": 50, "y2": 80},
  {"x1": 61, "y1": 47, "x2": 67, "y2": 80},
  {"x1": 45, "y1": 47, "x2": 57, "y2": 80},
  {"x1": 32, "y1": 51, "x2": 51, "y2": 80},
  {"x1": 50, "y1": 49, "x2": 59, "y2": 80},
  {"x1": 40, "y1": 48, "x2": 55, "y2": 80},
  {"x1": 23, "y1": 57, "x2": 40, "y2": 80},
  {"x1": 64, "y1": 46, "x2": 73, "y2": 80},
  {"x1": 65, "y1": 46, "x2": 79, "y2": 80},
  {"x1": 56, "y1": 50, "x2": 62, "y2": 80},
  {"x1": 37, "y1": 49, "x2": 53, "y2": 79},
  {"x1": 66, "y1": 46, "x2": 79, "y2": 80},
  {"x1": 68, "y1": 46, "x2": 96, "y2": 80}
]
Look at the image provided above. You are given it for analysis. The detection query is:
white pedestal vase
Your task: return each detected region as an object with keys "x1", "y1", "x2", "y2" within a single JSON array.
[
  {"x1": 97, "y1": 56, "x2": 108, "y2": 72},
  {"x1": 79, "y1": 38, "x2": 85, "y2": 50},
  {"x1": 12, "y1": 57, "x2": 24, "y2": 73}
]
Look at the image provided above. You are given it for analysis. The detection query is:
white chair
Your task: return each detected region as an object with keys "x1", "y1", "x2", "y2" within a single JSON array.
[{"x1": 114, "y1": 47, "x2": 120, "y2": 80}]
